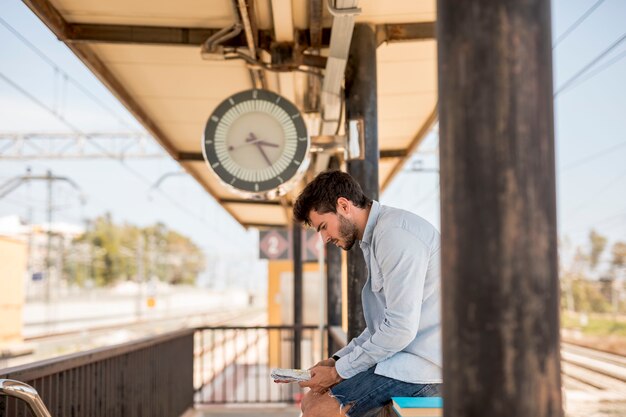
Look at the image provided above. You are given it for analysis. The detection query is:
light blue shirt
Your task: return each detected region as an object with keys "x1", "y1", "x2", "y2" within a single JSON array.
[{"x1": 334, "y1": 200, "x2": 442, "y2": 384}]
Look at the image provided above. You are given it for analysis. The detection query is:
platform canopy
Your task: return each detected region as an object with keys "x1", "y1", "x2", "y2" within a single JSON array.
[{"x1": 24, "y1": 0, "x2": 437, "y2": 228}]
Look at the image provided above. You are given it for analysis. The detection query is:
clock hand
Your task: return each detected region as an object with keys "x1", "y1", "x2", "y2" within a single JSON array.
[
  {"x1": 230, "y1": 135, "x2": 278, "y2": 152},
  {"x1": 256, "y1": 140, "x2": 279, "y2": 148},
  {"x1": 228, "y1": 139, "x2": 258, "y2": 151},
  {"x1": 254, "y1": 142, "x2": 273, "y2": 166}
]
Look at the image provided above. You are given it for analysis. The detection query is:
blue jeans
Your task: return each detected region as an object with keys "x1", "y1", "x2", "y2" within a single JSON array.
[{"x1": 329, "y1": 366, "x2": 442, "y2": 417}]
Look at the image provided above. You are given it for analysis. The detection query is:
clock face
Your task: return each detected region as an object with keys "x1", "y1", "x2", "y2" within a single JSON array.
[{"x1": 203, "y1": 89, "x2": 309, "y2": 194}]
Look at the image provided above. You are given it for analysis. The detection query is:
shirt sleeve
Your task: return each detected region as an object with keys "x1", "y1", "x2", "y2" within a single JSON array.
[
  {"x1": 335, "y1": 227, "x2": 431, "y2": 379},
  {"x1": 332, "y1": 327, "x2": 372, "y2": 358}
]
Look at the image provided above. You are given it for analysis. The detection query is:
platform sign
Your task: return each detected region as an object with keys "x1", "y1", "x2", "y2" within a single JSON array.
[
  {"x1": 259, "y1": 230, "x2": 290, "y2": 259},
  {"x1": 259, "y1": 229, "x2": 322, "y2": 261},
  {"x1": 304, "y1": 230, "x2": 322, "y2": 261}
]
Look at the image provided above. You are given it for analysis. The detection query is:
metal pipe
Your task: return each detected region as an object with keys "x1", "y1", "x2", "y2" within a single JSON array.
[
  {"x1": 236, "y1": 0, "x2": 257, "y2": 60},
  {"x1": 0, "y1": 379, "x2": 52, "y2": 417},
  {"x1": 293, "y1": 223, "x2": 303, "y2": 370},
  {"x1": 345, "y1": 24, "x2": 379, "y2": 340}
]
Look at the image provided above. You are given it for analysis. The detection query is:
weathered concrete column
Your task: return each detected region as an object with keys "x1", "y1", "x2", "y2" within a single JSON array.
[
  {"x1": 437, "y1": 1, "x2": 563, "y2": 417},
  {"x1": 345, "y1": 23, "x2": 379, "y2": 340}
]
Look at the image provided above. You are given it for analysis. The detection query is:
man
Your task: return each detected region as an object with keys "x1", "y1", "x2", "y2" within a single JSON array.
[{"x1": 292, "y1": 170, "x2": 442, "y2": 417}]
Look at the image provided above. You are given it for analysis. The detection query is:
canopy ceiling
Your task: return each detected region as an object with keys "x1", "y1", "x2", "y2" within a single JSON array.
[{"x1": 24, "y1": 0, "x2": 438, "y2": 228}]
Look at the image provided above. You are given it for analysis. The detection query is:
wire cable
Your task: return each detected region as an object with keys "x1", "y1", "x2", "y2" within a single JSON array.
[
  {"x1": 560, "y1": 139, "x2": 626, "y2": 172},
  {"x1": 563, "y1": 48, "x2": 626, "y2": 93},
  {"x1": 0, "y1": 72, "x2": 239, "y2": 244},
  {"x1": 553, "y1": 0, "x2": 606, "y2": 48},
  {"x1": 555, "y1": 31, "x2": 626, "y2": 96},
  {"x1": 566, "y1": 165, "x2": 626, "y2": 218},
  {"x1": 0, "y1": 17, "x2": 137, "y2": 130}
]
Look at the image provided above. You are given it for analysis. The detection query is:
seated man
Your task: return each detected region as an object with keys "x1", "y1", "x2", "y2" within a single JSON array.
[{"x1": 293, "y1": 170, "x2": 442, "y2": 417}]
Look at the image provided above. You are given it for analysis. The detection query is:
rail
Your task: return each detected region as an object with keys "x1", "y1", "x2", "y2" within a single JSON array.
[
  {"x1": 0, "y1": 379, "x2": 51, "y2": 417},
  {"x1": 0, "y1": 328, "x2": 194, "y2": 417},
  {"x1": 194, "y1": 325, "x2": 322, "y2": 404},
  {"x1": 0, "y1": 324, "x2": 334, "y2": 414}
]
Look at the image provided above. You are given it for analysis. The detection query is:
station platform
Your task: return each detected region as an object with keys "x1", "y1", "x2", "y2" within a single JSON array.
[{"x1": 184, "y1": 404, "x2": 301, "y2": 417}]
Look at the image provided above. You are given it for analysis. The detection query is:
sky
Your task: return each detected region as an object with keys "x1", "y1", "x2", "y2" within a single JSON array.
[{"x1": 1, "y1": 0, "x2": 625, "y2": 283}]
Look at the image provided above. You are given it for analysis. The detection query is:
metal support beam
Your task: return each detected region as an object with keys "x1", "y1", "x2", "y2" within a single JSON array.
[
  {"x1": 437, "y1": 1, "x2": 562, "y2": 417},
  {"x1": 64, "y1": 22, "x2": 434, "y2": 48},
  {"x1": 221, "y1": 198, "x2": 282, "y2": 206},
  {"x1": 345, "y1": 24, "x2": 379, "y2": 340},
  {"x1": 178, "y1": 149, "x2": 405, "y2": 163},
  {"x1": 326, "y1": 157, "x2": 343, "y2": 356},
  {"x1": 292, "y1": 222, "x2": 303, "y2": 369},
  {"x1": 376, "y1": 22, "x2": 436, "y2": 46},
  {"x1": 305, "y1": 0, "x2": 323, "y2": 114},
  {"x1": 0, "y1": 132, "x2": 163, "y2": 160}
]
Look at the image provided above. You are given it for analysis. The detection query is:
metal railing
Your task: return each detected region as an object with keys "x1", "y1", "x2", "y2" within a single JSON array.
[
  {"x1": 0, "y1": 324, "x2": 332, "y2": 414},
  {"x1": 0, "y1": 328, "x2": 194, "y2": 417},
  {"x1": 0, "y1": 379, "x2": 51, "y2": 417},
  {"x1": 194, "y1": 325, "x2": 323, "y2": 404}
]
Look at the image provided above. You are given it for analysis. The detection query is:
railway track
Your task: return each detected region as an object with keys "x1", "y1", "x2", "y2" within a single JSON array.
[
  {"x1": 561, "y1": 342, "x2": 626, "y2": 394},
  {"x1": 0, "y1": 307, "x2": 266, "y2": 369}
]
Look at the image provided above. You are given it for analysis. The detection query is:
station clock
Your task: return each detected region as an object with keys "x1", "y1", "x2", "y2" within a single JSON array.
[{"x1": 202, "y1": 89, "x2": 310, "y2": 196}]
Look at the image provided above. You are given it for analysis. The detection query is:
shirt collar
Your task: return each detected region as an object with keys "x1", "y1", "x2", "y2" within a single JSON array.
[{"x1": 360, "y1": 200, "x2": 380, "y2": 246}]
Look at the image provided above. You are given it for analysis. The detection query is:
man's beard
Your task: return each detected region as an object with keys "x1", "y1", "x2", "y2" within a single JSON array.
[{"x1": 337, "y1": 214, "x2": 359, "y2": 251}]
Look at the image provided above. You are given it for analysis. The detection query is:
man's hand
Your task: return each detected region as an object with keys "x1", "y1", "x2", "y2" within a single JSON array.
[
  {"x1": 299, "y1": 365, "x2": 343, "y2": 393},
  {"x1": 309, "y1": 358, "x2": 336, "y2": 369}
]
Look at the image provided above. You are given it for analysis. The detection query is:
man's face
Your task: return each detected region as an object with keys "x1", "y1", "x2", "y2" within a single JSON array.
[{"x1": 309, "y1": 209, "x2": 359, "y2": 251}]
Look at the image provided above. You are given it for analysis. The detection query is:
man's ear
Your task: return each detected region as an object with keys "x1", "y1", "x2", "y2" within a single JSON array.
[{"x1": 336, "y1": 197, "x2": 350, "y2": 215}]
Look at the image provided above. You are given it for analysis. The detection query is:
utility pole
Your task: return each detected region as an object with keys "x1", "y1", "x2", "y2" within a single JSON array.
[
  {"x1": 136, "y1": 233, "x2": 145, "y2": 320},
  {"x1": 45, "y1": 170, "x2": 53, "y2": 306},
  {"x1": 0, "y1": 168, "x2": 85, "y2": 318}
]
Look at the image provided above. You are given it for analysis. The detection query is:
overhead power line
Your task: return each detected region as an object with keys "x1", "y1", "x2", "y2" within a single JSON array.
[
  {"x1": 553, "y1": 0, "x2": 606, "y2": 48},
  {"x1": 0, "y1": 72, "x2": 118, "y2": 159},
  {"x1": 555, "y1": 31, "x2": 626, "y2": 96},
  {"x1": 565, "y1": 49, "x2": 626, "y2": 92},
  {"x1": 0, "y1": 17, "x2": 136, "y2": 130},
  {"x1": 0, "y1": 72, "x2": 230, "y2": 239},
  {"x1": 560, "y1": 139, "x2": 626, "y2": 172},
  {"x1": 566, "y1": 166, "x2": 626, "y2": 218}
]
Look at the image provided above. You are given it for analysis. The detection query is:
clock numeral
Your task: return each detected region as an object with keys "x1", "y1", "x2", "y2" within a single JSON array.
[
  {"x1": 277, "y1": 176, "x2": 283, "y2": 183},
  {"x1": 298, "y1": 137, "x2": 306, "y2": 142},
  {"x1": 252, "y1": 90, "x2": 258, "y2": 99},
  {"x1": 205, "y1": 140, "x2": 213, "y2": 144},
  {"x1": 230, "y1": 178, "x2": 236, "y2": 185},
  {"x1": 212, "y1": 162, "x2": 220, "y2": 168},
  {"x1": 291, "y1": 114, "x2": 300, "y2": 119},
  {"x1": 254, "y1": 183, "x2": 259, "y2": 191},
  {"x1": 211, "y1": 116, "x2": 219, "y2": 122},
  {"x1": 228, "y1": 98, "x2": 235, "y2": 105},
  {"x1": 275, "y1": 97, "x2": 281, "y2": 104},
  {"x1": 293, "y1": 160, "x2": 300, "y2": 165}
]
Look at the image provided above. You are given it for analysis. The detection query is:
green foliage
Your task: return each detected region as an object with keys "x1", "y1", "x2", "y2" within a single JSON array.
[
  {"x1": 64, "y1": 214, "x2": 205, "y2": 287},
  {"x1": 588, "y1": 229, "x2": 607, "y2": 270},
  {"x1": 560, "y1": 232, "x2": 626, "y2": 315},
  {"x1": 612, "y1": 241, "x2": 626, "y2": 269},
  {"x1": 571, "y1": 279, "x2": 611, "y2": 313},
  {"x1": 561, "y1": 311, "x2": 626, "y2": 337}
]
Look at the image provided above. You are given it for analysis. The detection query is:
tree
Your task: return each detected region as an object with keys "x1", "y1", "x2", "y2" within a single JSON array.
[
  {"x1": 612, "y1": 241, "x2": 626, "y2": 270},
  {"x1": 65, "y1": 215, "x2": 205, "y2": 287},
  {"x1": 588, "y1": 229, "x2": 607, "y2": 270}
]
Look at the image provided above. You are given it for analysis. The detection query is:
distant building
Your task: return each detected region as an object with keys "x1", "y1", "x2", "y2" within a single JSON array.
[
  {"x1": 0, "y1": 216, "x2": 84, "y2": 299},
  {"x1": 0, "y1": 232, "x2": 27, "y2": 348}
]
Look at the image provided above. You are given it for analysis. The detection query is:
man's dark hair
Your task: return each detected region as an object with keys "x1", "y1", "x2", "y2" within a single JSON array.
[{"x1": 293, "y1": 170, "x2": 372, "y2": 226}]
